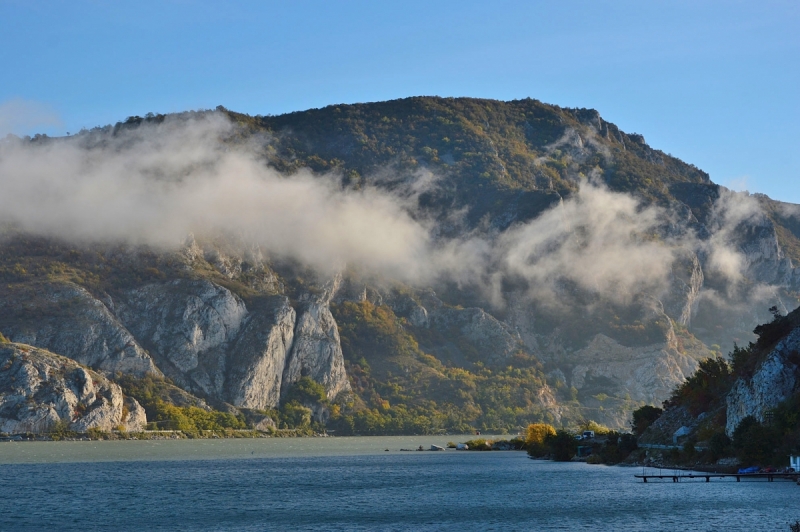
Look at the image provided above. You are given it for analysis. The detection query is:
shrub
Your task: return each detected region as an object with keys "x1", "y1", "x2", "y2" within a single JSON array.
[
  {"x1": 631, "y1": 405, "x2": 662, "y2": 435},
  {"x1": 464, "y1": 438, "x2": 492, "y2": 450},
  {"x1": 526, "y1": 423, "x2": 556, "y2": 457},
  {"x1": 546, "y1": 430, "x2": 577, "y2": 461},
  {"x1": 280, "y1": 401, "x2": 312, "y2": 429},
  {"x1": 708, "y1": 432, "x2": 731, "y2": 462},
  {"x1": 284, "y1": 377, "x2": 327, "y2": 405}
]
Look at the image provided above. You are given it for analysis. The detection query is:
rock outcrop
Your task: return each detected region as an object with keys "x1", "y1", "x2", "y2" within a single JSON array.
[
  {"x1": 428, "y1": 306, "x2": 522, "y2": 364},
  {"x1": 569, "y1": 332, "x2": 697, "y2": 406},
  {"x1": 282, "y1": 294, "x2": 350, "y2": 400},
  {"x1": 225, "y1": 297, "x2": 296, "y2": 409},
  {"x1": 116, "y1": 279, "x2": 248, "y2": 398},
  {"x1": 725, "y1": 327, "x2": 800, "y2": 436},
  {"x1": 0, "y1": 282, "x2": 159, "y2": 377},
  {"x1": 0, "y1": 343, "x2": 146, "y2": 433}
]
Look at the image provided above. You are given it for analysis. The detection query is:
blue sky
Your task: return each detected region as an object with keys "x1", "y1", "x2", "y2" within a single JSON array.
[{"x1": 1, "y1": 0, "x2": 798, "y2": 203}]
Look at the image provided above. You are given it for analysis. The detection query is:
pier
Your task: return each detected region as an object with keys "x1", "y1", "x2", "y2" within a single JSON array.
[{"x1": 635, "y1": 470, "x2": 800, "y2": 483}]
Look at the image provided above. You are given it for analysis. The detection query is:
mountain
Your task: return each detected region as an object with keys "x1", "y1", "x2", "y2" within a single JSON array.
[
  {"x1": 0, "y1": 96, "x2": 798, "y2": 433},
  {"x1": 639, "y1": 305, "x2": 800, "y2": 465}
]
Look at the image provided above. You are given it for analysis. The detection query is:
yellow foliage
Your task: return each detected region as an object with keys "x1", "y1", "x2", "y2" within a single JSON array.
[{"x1": 526, "y1": 423, "x2": 556, "y2": 445}]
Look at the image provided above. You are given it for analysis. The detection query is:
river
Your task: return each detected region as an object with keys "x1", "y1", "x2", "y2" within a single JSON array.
[{"x1": 0, "y1": 436, "x2": 797, "y2": 531}]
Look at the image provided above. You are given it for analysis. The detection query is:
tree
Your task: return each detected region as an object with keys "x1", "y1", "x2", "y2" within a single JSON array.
[
  {"x1": 631, "y1": 405, "x2": 662, "y2": 436},
  {"x1": 284, "y1": 377, "x2": 327, "y2": 405},
  {"x1": 732, "y1": 416, "x2": 780, "y2": 466},
  {"x1": 546, "y1": 430, "x2": 577, "y2": 461},
  {"x1": 708, "y1": 432, "x2": 731, "y2": 462},
  {"x1": 526, "y1": 423, "x2": 556, "y2": 457}
]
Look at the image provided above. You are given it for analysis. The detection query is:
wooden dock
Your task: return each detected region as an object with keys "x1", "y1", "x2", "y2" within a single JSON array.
[{"x1": 635, "y1": 471, "x2": 800, "y2": 483}]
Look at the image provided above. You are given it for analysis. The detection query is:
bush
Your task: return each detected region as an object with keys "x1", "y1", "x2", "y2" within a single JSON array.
[
  {"x1": 464, "y1": 438, "x2": 493, "y2": 451},
  {"x1": 546, "y1": 430, "x2": 577, "y2": 461},
  {"x1": 526, "y1": 423, "x2": 556, "y2": 457},
  {"x1": 591, "y1": 432, "x2": 638, "y2": 464},
  {"x1": 708, "y1": 432, "x2": 732, "y2": 462},
  {"x1": 280, "y1": 401, "x2": 312, "y2": 429},
  {"x1": 631, "y1": 405, "x2": 662, "y2": 435},
  {"x1": 284, "y1": 377, "x2": 327, "y2": 405}
]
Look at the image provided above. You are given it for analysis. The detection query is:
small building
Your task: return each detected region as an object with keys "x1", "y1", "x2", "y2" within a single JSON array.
[
  {"x1": 673, "y1": 426, "x2": 691, "y2": 445},
  {"x1": 790, "y1": 456, "x2": 800, "y2": 470},
  {"x1": 576, "y1": 445, "x2": 593, "y2": 457}
]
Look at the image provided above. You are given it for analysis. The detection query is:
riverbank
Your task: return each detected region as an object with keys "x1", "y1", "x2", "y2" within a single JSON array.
[
  {"x1": 0, "y1": 434, "x2": 516, "y2": 464},
  {"x1": 0, "y1": 428, "x2": 323, "y2": 442}
]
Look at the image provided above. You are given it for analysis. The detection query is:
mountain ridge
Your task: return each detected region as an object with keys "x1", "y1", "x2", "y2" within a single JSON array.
[{"x1": 0, "y1": 96, "x2": 798, "y2": 433}]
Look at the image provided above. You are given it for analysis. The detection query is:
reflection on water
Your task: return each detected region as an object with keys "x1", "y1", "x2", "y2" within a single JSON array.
[{"x1": 0, "y1": 438, "x2": 797, "y2": 531}]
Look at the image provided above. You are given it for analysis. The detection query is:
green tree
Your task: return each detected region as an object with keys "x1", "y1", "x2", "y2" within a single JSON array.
[
  {"x1": 284, "y1": 377, "x2": 327, "y2": 405},
  {"x1": 631, "y1": 405, "x2": 662, "y2": 435},
  {"x1": 546, "y1": 430, "x2": 577, "y2": 461}
]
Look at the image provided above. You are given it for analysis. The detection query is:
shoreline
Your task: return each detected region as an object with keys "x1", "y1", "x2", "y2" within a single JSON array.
[{"x1": 0, "y1": 429, "x2": 325, "y2": 442}]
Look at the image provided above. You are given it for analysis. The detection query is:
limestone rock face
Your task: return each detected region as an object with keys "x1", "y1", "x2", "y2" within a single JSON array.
[
  {"x1": 725, "y1": 327, "x2": 800, "y2": 436},
  {"x1": 1, "y1": 282, "x2": 159, "y2": 377},
  {"x1": 737, "y1": 215, "x2": 797, "y2": 287},
  {"x1": 117, "y1": 280, "x2": 318, "y2": 410},
  {"x1": 2, "y1": 272, "x2": 350, "y2": 412},
  {"x1": 569, "y1": 332, "x2": 697, "y2": 406},
  {"x1": 225, "y1": 297, "x2": 296, "y2": 409},
  {"x1": 282, "y1": 295, "x2": 350, "y2": 401},
  {"x1": 387, "y1": 294, "x2": 430, "y2": 328},
  {"x1": 429, "y1": 307, "x2": 521, "y2": 363},
  {"x1": 0, "y1": 343, "x2": 146, "y2": 433},
  {"x1": 116, "y1": 279, "x2": 248, "y2": 397},
  {"x1": 662, "y1": 250, "x2": 704, "y2": 327}
]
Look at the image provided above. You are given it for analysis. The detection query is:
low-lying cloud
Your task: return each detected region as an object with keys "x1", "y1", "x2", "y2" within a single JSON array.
[
  {"x1": 0, "y1": 112, "x2": 788, "y2": 316},
  {"x1": 0, "y1": 114, "x2": 434, "y2": 281}
]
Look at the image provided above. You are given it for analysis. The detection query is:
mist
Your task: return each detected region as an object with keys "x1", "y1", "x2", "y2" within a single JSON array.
[
  {"x1": 0, "y1": 113, "x2": 783, "y2": 316},
  {"x1": 0, "y1": 114, "x2": 435, "y2": 281}
]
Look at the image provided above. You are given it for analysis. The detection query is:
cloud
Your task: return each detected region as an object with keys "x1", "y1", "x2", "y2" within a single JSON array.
[
  {"x1": 0, "y1": 112, "x2": 787, "y2": 320},
  {"x1": 702, "y1": 188, "x2": 765, "y2": 286},
  {"x1": 724, "y1": 175, "x2": 750, "y2": 193},
  {"x1": 0, "y1": 99, "x2": 61, "y2": 136},
  {"x1": 494, "y1": 182, "x2": 675, "y2": 307},
  {"x1": 0, "y1": 114, "x2": 433, "y2": 281}
]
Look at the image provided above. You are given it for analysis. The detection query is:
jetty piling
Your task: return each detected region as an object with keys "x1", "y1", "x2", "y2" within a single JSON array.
[{"x1": 635, "y1": 470, "x2": 799, "y2": 483}]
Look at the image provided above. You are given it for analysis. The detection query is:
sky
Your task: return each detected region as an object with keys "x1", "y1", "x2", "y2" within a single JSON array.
[{"x1": 0, "y1": 0, "x2": 798, "y2": 203}]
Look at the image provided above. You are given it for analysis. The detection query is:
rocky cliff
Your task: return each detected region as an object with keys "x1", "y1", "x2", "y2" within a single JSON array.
[
  {"x1": 0, "y1": 342, "x2": 146, "y2": 433},
  {"x1": 0, "y1": 282, "x2": 159, "y2": 377},
  {"x1": 281, "y1": 293, "x2": 350, "y2": 401},
  {"x1": 113, "y1": 274, "x2": 351, "y2": 409},
  {"x1": 0, "y1": 258, "x2": 351, "y2": 413},
  {"x1": 725, "y1": 327, "x2": 800, "y2": 436}
]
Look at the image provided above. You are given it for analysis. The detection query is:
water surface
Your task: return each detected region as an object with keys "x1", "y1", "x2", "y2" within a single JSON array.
[{"x1": 0, "y1": 438, "x2": 797, "y2": 531}]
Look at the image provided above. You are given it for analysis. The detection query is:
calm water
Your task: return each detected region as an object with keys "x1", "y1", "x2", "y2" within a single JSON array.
[{"x1": 0, "y1": 437, "x2": 798, "y2": 531}]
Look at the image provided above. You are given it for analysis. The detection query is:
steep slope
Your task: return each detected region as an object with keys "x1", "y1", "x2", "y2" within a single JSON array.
[
  {"x1": 639, "y1": 307, "x2": 800, "y2": 466},
  {"x1": 0, "y1": 96, "x2": 798, "y2": 432}
]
